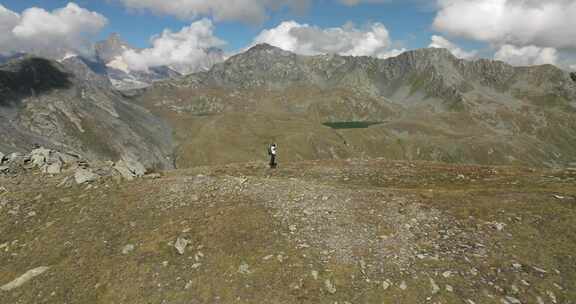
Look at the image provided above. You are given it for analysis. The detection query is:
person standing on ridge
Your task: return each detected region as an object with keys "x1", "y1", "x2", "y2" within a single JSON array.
[{"x1": 268, "y1": 143, "x2": 278, "y2": 169}]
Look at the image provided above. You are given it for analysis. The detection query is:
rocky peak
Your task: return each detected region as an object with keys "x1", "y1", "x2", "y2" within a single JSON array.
[
  {"x1": 247, "y1": 43, "x2": 283, "y2": 52},
  {"x1": 95, "y1": 33, "x2": 133, "y2": 63},
  {"x1": 237, "y1": 43, "x2": 294, "y2": 60}
]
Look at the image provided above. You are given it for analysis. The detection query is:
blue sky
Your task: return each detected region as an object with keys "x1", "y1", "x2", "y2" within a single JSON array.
[{"x1": 1, "y1": 1, "x2": 575, "y2": 71}]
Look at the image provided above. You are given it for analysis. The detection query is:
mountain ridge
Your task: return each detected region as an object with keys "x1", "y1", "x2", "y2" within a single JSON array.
[
  {"x1": 0, "y1": 55, "x2": 175, "y2": 169},
  {"x1": 136, "y1": 44, "x2": 576, "y2": 168}
]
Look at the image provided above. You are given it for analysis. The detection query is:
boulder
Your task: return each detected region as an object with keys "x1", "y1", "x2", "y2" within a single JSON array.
[
  {"x1": 114, "y1": 156, "x2": 146, "y2": 181},
  {"x1": 0, "y1": 166, "x2": 9, "y2": 174},
  {"x1": 8, "y1": 152, "x2": 28, "y2": 166},
  {"x1": 74, "y1": 168, "x2": 100, "y2": 184},
  {"x1": 57, "y1": 152, "x2": 81, "y2": 164},
  {"x1": 0, "y1": 151, "x2": 5, "y2": 164},
  {"x1": 30, "y1": 147, "x2": 52, "y2": 167},
  {"x1": 43, "y1": 160, "x2": 63, "y2": 174},
  {"x1": 0, "y1": 266, "x2": 50, "y2": 291}
]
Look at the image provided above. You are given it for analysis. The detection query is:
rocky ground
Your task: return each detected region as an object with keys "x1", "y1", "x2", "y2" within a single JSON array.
[{"x1": 1, "y1": 158, "x2": 575, "y2": 303}]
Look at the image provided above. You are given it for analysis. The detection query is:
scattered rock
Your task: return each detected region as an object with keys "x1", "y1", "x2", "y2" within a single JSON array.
[
  {"x1": 511, "y1": 284, "x2": 519, "y2": 294},
  {"x1": 533, "y1": 266, "x2": 548, "y2": 274},
  {"x1": 0, "y1": 266, "x2": 50, "y2": 291},
  {"x1": 442, "y1": 271, "x2": 452, "y2": 278},
  {"x1": 122, "y1": 244, "x2": 135, "y2": 255},
  {"x1": 262, "y1": 254, "x2": 274, "y2": 261},
  {"x1": 57, "y1": 152, "x2": 80, "y2": 164},
  {"x1": 174, "y1": 237, "x2": 190, "y2": 255},
  {"x1": 114, "y1": 156, "x2": 146, "y2": 181},
  {"x1": 144, "y1": 173, "x2": 162, "y2": 179},
  {"x1": 399, "y1": 281, "x2": 408, "y2": 290},
  {"x1": 547, "y1": 290, "x2": 557, "y2": 303},
  {"x1": 553, "y1": 283, "x2": 563, "y2": 290},
  {"x1": 493, "y1": 222, "x2": 506, "y2": 231},
  {"x1": 238, "y1": 262, "x2": 251, "y2": 275},
  {"x1": 74, "y1": 168, "x2": 100, "y2": 184},
  {"x1": 324, "y1": 279, "x2": 337, "y2": 294},
  {"x1": 445, "y1": 285, "x2": 454, "y2": 292},
  {"x1": 311, "y1": 270, "x2": 319, "y2": 280},
  {"x1": 43, "y1": 160, "x2": 63, "y2": 174},
  {"x1": 430, "y1": 278, "x2": 440, "y2": 294},
  {"x1": 8, "y1": 152, "x2": 27, "y2": 165},
  {"x1": 184, "y1": 281, "x2": 193, "y2": 290},
  {"x1": 30, "y1": 148, "x2": 51, "y2": 167},
  {"x1": 382, "y1": 280, "x2": 391, "y2": 290},
  {"x1": 503, "y1": 296, "x2": 521, "y2": 304},
  {"x1": 0, "y1": 166, "x2": 8, "y2": 174}
]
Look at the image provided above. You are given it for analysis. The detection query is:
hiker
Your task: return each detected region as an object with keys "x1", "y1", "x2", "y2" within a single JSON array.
[{"x1": 268, "y1": 143, "x2": 278, "y2": 169}]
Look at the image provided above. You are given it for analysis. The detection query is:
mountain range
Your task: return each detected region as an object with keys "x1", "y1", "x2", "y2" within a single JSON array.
[{"x1": 2, "y1": 43, "x2": 576, "y2": 169}]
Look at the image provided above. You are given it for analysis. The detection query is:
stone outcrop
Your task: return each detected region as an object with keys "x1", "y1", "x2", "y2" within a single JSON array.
[
  {"x1": 74, "y1": 168, "x2": 100, "y2": 184},
  {"x1": 114, "y1": 156, "x2": 147, "y2": 181},
  {"x1": 0, "y1": 146, "x2": 152, "y2": 184}
]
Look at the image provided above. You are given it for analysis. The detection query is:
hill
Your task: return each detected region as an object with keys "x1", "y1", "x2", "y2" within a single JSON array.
[{"x1": 1, "y1": 159, "x2": 575, "y2": 303}]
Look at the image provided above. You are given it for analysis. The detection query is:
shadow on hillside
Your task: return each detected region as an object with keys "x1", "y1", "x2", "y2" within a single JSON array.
[{"x1": 0, "y1": 58, "x2": 73, "y2": 107}]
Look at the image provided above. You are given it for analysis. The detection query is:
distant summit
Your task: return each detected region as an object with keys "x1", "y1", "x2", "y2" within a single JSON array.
[{"x1": 93, "y1": 33, "x2": 225, "y2": 90}]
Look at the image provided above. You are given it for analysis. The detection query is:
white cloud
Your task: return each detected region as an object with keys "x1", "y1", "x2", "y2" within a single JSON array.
[
  {"x1": 339, "y1": 0, "x2": 391, "y2": 5},
  {"x1": 0, "y1": 3, "x2": 107, "y2": 57},
  {"x1": 0, "y1": 5, "x2": 19, "y2": 46},
  {"x1": 121, "y1": 19, "x2": 225, "y2": 72},
  {"x1": 428, "y1": 35, "x2": 477, "y2": 59},
  {"x1": 119, "y1": 0, "x2": 309, "y2": 24},
  {"x1": 494, "y1": 44, "x2": 558, "y2": 66},
  {"x1": 252, "y1": 21, "x2": 405, "y2": 58},
  {"x1": 433, "y1": 0, "x2": 576, "y2": 49}
]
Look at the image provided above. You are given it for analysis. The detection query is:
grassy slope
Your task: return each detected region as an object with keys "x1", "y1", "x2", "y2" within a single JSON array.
[
  {"x1": 133, "y1": 84, "x2": 576, "y2": 169},
  {"x1": 1, "y1": 159, "x2": 575, "y2": 303}
]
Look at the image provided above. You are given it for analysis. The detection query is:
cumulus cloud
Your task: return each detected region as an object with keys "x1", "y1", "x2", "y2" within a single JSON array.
[
  {"x1": 428, "y1": 35, "x2": 477, "y2": 59},
  {"x1": 433, "y1": 0, "x2": 576, "y2": 50},
  {"x1": 494, "y1": 44, "x2": 558, "y2": 66},
  {"x1": 0, "y1": 5, "x2": 19, "y2": 46},
  {"x1": 339, "y1": 0, "x2": 391, "y2": 5},
  {"x1": 252, "y1": 21, "x2": 405, "y2": 58},
  {"x1": 0, "y1": 3, "x2": 107, "y2": 57},
  {"x1": 121, "y1": 19, "x2": 225, "y2": 72},
  {"x1": 119, "y1": 0, "x2": 309, "y2": 24}
]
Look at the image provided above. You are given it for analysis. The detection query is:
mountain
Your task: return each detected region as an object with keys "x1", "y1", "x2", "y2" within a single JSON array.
[
  {"x1": 136, "y1": 44, "x2": 576, "y2": 168},
  {"x1": 2, "y1": 44, "x2": 576, "y2": 170},
  {"x1": 95, "y1": 33, "x2": 180, "y2": 90},
  {"x1": 0, "y1": 55, "x2": 174, "y2": 169},
  {"x1": 95, "y1": 33, "x2": 225, "y2": 90}
]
